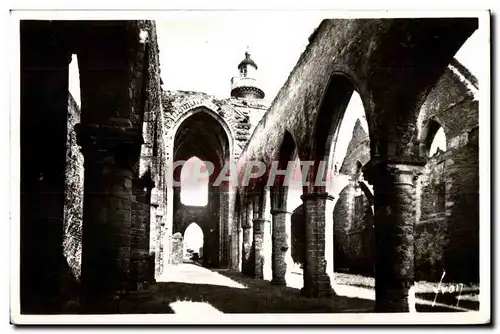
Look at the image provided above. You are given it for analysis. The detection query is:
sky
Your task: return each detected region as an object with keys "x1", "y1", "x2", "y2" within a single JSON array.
[
  {"x1": 155, "y1": 11, "x2": 328, "y2": 102},
  {"x1": 69, "y1": 15, "x2": 481, "y2": 110},
  {"x1": 68, "y1": 15, "x2": 480, "y2": 209}
]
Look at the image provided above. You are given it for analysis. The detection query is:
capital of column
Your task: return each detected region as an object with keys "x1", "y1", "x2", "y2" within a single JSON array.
[
  {"x1": 252, "y1": 218, "x2": 268, "y2": 233},
  {"x1": 270, "y1": 209, "x2": 291, "y2": 215},
  {"x1": 241, "y1": 221, "x2": 253, "y2": 229},
  {"x1": 362, "y1": 157, "x2": 424, "y2": 187},
  {"x1": 75, "y1": 118, "x2": 143, "y2": 168},
  {"x1": 300, "y1": 192, "x2": 335, "y2": 201}
]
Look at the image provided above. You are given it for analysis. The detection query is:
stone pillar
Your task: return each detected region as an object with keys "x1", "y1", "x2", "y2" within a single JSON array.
[
  {"x1": 159, "y1": 223, "x2": 168, "y2": 273},
  {"x1": 363, "y1": 160, "x2": 422, "y2": 312},
  {"x1": 270, "y1": 209, "x2": 289, "y2": 286},
  {"x1": 171, "y1": 232, "x2": 184, "y2": 265},
  {"x1": 301, "y1": 192, "x2": 335, "y2": 298},
  {"x1": 76, "y1": 120, "x2": 142, "y2": 304},
  {"x1": 253, "y1": 218, "x2": 267, "y2": 279},
  {"x1": 16, "y1": 43, "x2": 68, "y2": 312},
  {"x1": 130, "y1": 199, "x2": 151, "y2": 291},
  {"x1": 237, "y1": 225, "x2": 243, "y2": 272},
  {"x1": 241, "y1": 201, "x2": 254, "y2": 276},
  {"x1": 230, "y1": 200, "x2": 241, "y2": 271},
  {"x1": 219, "y1": 189, "x2": 230, "y2": 268},
  {"x1": 252, "y1": 189, "x2": 270, "y2": 280},
  {"x1": 148, "y1": 191, "x2": 160, "y2": 282},
  {"x1": 130, "y1": 172, "x2": 154, "y2": 291},
  {"x1": 20, "y1": 21, "x2": 71, "y2": 311},
  {"x1": 154, "y1": 211, "x2": 164, "y2": 278},
  {"x1": 204, "y1": 185, "x2": 220, "y2": 268},
  {"x1": 226, "y1": 189, "x2": 235, "y2": 270},
  {"x1": 263, "y1": 215, "x2": 273, "y2": 281}
]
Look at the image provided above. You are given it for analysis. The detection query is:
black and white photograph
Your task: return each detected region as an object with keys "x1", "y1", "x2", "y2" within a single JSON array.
[{"x1": 8, "y1": 7, "x2": 491, "y2": 325}]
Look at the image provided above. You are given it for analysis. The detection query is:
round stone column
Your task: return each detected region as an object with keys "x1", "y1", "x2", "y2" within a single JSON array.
[
  {"x1": 301, "y1": 192, "x2": 336, "y2": 298},
  {"x1": 364, "y1": 160, "x2": 422, "y2": 312},
  {"x1": 76, "y1": 120, "x2": 142, "y2": 306},
  {"x1": 252, "y1": 218, "x2": 268, "y2": 279},
  {"x1": 241, "y1": 201, "x2": 254, "y2": 276},
  {"x1": 270, "y1": 209, "x2": 290, "y2": 286}
]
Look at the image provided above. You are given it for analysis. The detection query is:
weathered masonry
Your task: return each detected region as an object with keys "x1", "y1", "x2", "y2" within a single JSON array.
[
  {"x1": 331, "y1": 60, "x2": 479, "y2": 284},
  {"x1": 232, "y1": 18, "x2": 479, "y2": 312},
  {"x1": 156, "y1": 89, "x2": 268, "y2": 272},
  {"x1": 20, "y1": 20, "x2": 163, "y2": 312},
  {"x1": 19, "y1": 17, "x2": 479, "y2": 314}
]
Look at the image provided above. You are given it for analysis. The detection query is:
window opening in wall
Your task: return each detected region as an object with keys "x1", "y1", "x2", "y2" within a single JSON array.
[
  {"x1": 183, "y1": 222, "x2": 204, "y2": 262},
  {"x1": 180, "y1": 156, "x2": 208, "y2": 206},
  {"x1": 429, "y1": 127, "x2": 446, "y2": 157}
]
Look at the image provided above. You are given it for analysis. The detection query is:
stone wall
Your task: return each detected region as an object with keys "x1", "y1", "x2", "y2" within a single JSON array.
[
  {"x1": 332, "y1": 60, "x2": 479, "y2": 283},
  {"x1": 171, "y1": 233, "x2": 184, "y2": 264},
  {"x1": 442, "y1": 136, "x2": 479, "y2": 283},
  {"x1": 161, "y1": 90, "x2": 269, "y2": 269},
  {"x1": 162, "y1": 90, "x2": 269, "y2": 159},
  {"x1": 151, "y1": 102, "x2": 168, "y2": 277},
  {"x1": 418, "y1": 59, "x2": 479, "y2": 283},
  {"x1": 333, "y1": 135, "x2": 477, "y2": 282},
  {"x1": 172, "y1": 202, "x2": 220, "y2": 267},
  {"x1": 62, "y1": 93, "x2": 84, "y2": 280},
  {"x1": 290, "y1": 205, "x2": 305, "y2": 265},
  {"x1": 415, "y1": 151, "x2": 447, "y2": 281},
  {"x1": 133, "y1": 21, "x2": 165, "y2": 281}
]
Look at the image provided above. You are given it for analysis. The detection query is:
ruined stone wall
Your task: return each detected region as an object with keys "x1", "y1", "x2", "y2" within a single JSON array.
[
  {"x1": 62, "y1": 93, "x2": 84, "y2": 280},
  {"x1": 162, "y1": 91, "x2": 268, "y2": 159},
  {"x1": 151, "y1": 106, "x2": 168, "y2": 277},
  {"x1": 332, "y1": 60, "x2": 479, "y2": 282},
  {"x1": 109, "y1": 20, "x2": 164, "y2": 288},
  {"x1": 172, "y1": 202, "x2": 220, "y2": 267},
  {"x1": 418, "y1": 60, "x2": 479, "y2": 283},
  {"x1": 171, "y1": 233, "x2": 184, "y2": 264},
  {"x1": 219, "y1": 188, "x2": 230, "y2": 266},
  {"x1": 332, "y1": 185, "x2": 376, "y2": 276},
  {"x1": 290, "y1": 205, "x2": 305, "y2": 265},
  {"x1": 333, "y1": 134, "x2": 474, "y2": 281},
  {"x1": 227, "y1": 97, "x2": 268, "y2": 157},
  {"x1": 238, "y1": 19, "x2": 465, "y2": 166},
  {"x1": 161, "y1": 91, "x2": 269, "y2": 268},
  {"x1": 134, "y1": 21, "x2": 165, "y2": 280},
  {"x1": 332, "y1": 185, "x2": 353, "y2": 271},
  {"x1": 414, "y1": 152, "x2": 447, "y2": 280},
  {"x1": 339, "y1": 120, "x2": 371, "y2": 175}
]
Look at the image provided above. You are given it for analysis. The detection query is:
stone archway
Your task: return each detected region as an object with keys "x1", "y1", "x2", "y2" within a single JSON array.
[
  {"x1": 183, "y1": 222, "x2": 205, "y2": 262},
  {"x1": 170, "y1": 108, "x2": 231, "y2": 268}
]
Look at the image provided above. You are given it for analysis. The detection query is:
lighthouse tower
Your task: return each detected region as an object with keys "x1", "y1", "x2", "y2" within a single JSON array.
[{"x1": 230, "y1": 49, "x2": 265, "y2": 99}]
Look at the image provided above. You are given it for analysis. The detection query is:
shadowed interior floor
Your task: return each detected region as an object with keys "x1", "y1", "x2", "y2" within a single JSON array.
[
  {"x1": 31, "y1": 263, "x2": 477, "y2": 314},
  {"x1": 153, "y1": 264, "x2": 374, "y2": 314}
]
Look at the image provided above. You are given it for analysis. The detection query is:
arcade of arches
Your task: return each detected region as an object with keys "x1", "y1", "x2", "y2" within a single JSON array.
[{"x1": 19, "y1": 18, "x2": 480, "y2": 314}]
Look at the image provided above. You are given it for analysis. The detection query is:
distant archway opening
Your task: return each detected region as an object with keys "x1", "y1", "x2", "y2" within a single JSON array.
[
  {"x1": 428, "y1": 127, "x2": 447, "y2": 157},
  {"x1": 180, "y1": 157, "x2": 209, "y2": 207},
  {"x1": 183, "y1": 222, "x2": 204, "y2": 262},
  {"x1": 172, "y1": 108, "x2": 231, "y2": 268},
  {"x1": 313, "y1": 74, "x2": 372, "y2": 280},
  {"x1": 270, "y1": 130, "x2": 301, "y2": 283}
]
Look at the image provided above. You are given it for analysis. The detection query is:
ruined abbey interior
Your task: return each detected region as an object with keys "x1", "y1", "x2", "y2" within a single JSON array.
[{"x1": 17, "y1": 17, "x2": 483, "y2": 318}]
